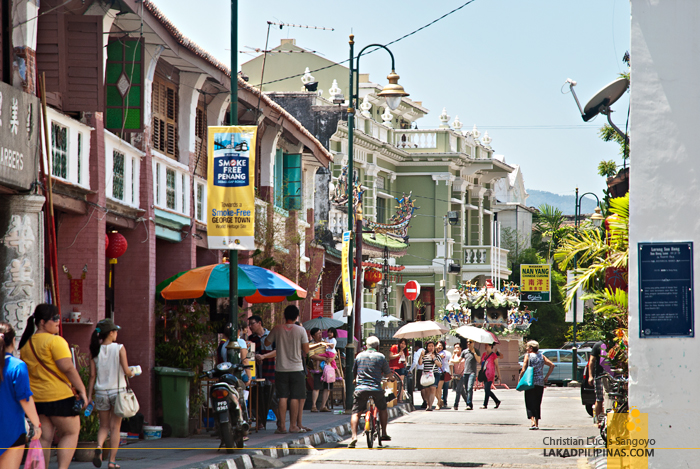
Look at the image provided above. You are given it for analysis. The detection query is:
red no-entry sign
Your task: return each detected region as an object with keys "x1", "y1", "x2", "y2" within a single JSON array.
[{"x1": 404, "y1": 280, "x2": 421, "y2": 301}]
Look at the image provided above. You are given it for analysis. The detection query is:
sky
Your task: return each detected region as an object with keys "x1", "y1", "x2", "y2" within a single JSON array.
[{"x1": 154, "y1": 0, "x2": 631, "y2": 197}]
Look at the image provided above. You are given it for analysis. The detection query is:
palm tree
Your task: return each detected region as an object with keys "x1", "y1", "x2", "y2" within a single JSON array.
[
  {"x1": 533, "y1": 204, "x2": 571, "y2": 262},
  {"x1": 554, "y1": 194, "x2": 629, "y2": 369}
]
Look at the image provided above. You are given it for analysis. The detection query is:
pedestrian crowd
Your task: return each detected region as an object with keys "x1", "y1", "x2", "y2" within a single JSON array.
[{"x1": 0, "y1": 303, "x2": 136, "y2": 469}]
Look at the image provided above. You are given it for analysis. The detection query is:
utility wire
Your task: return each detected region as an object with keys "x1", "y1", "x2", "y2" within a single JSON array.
[{"x1": 254, "y1": 0, "x2": 478, "y2": 87}]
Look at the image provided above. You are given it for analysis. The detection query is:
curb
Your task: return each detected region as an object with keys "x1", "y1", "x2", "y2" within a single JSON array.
[{"x1": 195, "y1": 403, "x2": 414, "y2": 469}]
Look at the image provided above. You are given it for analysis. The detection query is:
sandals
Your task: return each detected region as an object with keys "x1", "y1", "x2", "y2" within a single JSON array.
[
  {"x1": 310, "y1": 408, "x2": 319, "y2": 412},
  {"x1": 301, "y1": 426, "x2": 312, "y2": 432},
  {"x1": 274, "y1": 428, "x2": 288, "y2": 434},
  {"x1": 93, "y1": 447, "x2": 102, "y2": 468},
  {"x1": 108, "y1": 463, "x2": 120, "y2": 469}
]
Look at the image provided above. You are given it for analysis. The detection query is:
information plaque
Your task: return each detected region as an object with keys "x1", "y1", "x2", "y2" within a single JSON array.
[{"x1": 639, "y1": 242, "x2": 694, "y2": 338}]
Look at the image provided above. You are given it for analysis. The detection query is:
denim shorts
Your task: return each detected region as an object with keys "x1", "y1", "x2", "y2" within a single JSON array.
[{"x1": 95, "y1": 391, "x2": 119, "y2": 411}]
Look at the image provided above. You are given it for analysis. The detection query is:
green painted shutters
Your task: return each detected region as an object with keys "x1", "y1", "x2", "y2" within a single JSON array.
[
  {"x1": 105, "y1": 39, "x2": 143, "y2": 133},
  {"x1": 283, "y1": 153, "x2": 302, "y2": 211}
]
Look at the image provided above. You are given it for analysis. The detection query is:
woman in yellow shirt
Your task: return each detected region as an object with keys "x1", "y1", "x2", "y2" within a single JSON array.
[{"x1": 19, "y1": 304, "x2": 87, "y2": 469}]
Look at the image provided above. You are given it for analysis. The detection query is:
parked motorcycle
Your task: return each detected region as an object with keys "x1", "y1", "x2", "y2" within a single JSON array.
[{"x1": 201, "y1": 362, "x2": 252, "y2": 453}]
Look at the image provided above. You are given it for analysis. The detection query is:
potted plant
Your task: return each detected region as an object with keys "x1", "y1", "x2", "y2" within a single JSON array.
[{"x1": 73, "y1": 348, "x2": 101, "y2": 462}]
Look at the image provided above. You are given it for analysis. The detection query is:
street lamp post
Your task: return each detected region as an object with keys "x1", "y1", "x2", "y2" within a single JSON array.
[
  {"x1": 570, "y1": 187, "x2": 604, "y2": 383},
  {"x1": 345, "y1": 35, "x2": 408, "y2": 410}
]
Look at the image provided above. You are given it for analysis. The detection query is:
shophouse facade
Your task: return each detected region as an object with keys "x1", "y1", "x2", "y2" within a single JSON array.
[
  {"x1": 3, "y1": 0, "x2": 331, "y2": 422},
  {"x1": 243, "y1": 39, "x2": 516, "y2": 330},
  {"x1": 492, "y1": 159, "x2": 535, "y2": 254}
]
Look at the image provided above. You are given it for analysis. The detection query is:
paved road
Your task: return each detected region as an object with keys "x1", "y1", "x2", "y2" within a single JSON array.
[{"x1": 285, "y1": 387, "x2": 598, "y2": 469}]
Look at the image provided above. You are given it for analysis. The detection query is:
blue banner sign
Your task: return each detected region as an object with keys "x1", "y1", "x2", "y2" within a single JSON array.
[{"x1": 639, "y1": 242, "x2": 694, "y2": 338}]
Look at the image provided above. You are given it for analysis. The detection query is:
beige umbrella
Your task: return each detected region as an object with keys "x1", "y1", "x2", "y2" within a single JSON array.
[
  {"x1": 393, "y1": 320, "x2": 449, "y2": 339},
  {"x1": 453, "y1": 325, "x2": 496, "y2": 344}
]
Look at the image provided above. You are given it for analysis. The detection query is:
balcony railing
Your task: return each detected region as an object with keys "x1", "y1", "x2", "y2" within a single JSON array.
[
  {"x1": 329, "y1": 207, "x2": 349, "y2": 236},
  {"x1": 463, "y1": 245, "x2": 509, "y2": 268},
  {"x1": 394, "y1": 129, "x2": 437, "y2": 149}
]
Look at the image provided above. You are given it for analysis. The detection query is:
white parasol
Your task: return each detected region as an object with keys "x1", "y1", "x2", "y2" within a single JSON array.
[
  {"x1": 333, "y1": 307, "x2": 402, "y2": 324},
  {"x1": 453, "y1": 325, "x2": 496, "y2": 344},
  {"x1": 393, "y1": 320, "x2": 449, "y2": 339}
]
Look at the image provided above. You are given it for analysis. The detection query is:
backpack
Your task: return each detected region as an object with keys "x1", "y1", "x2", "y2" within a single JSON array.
[{"x1": 321, "y1": 362, "x2": 336, "y2": 383}]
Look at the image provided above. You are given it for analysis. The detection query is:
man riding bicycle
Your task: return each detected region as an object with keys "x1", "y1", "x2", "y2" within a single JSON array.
[{"x1": 349, "y1": 336, "x2": 394, "y2": 448}]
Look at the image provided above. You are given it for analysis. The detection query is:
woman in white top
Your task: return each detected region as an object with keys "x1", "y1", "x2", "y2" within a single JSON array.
[{"x1": 87, "y1": 319, "x2": 135, "y2": 469}]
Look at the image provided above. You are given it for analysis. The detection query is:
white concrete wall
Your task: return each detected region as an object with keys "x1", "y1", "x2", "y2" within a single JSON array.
[{"x1": 630, "y1": 2, "x2": 700, "y2": 466}]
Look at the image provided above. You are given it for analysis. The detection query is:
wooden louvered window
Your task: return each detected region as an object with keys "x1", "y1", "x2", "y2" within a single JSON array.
[
  {"x1": 152, "y1": 75, "x2": 178, "y2": 159},
  {"x1": 194, "y1": 105, "x2": 207, "y2": 177}
]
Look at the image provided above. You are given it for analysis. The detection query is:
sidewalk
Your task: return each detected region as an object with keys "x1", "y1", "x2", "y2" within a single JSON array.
[{"x1": 52, "y1": 403, "x2": 412, "y2": 469}]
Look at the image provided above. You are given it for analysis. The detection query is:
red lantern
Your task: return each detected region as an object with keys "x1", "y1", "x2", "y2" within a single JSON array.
[
  {"x1": 363, "y1": 268, "x2": 382, "y2": 290},
  {"x1": 106, "y1": 232, "x2": 128, "y2": 262},
  {"x1": 105, "y1": 234, "x2": 109, "y2": 251}
]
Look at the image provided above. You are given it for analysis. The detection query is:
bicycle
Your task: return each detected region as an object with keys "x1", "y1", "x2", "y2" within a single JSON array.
[
  {"x1": 598, "y1": 372, "x2": 629, "y2": 446},
  {"x1": 364, "y1": 394, "x2": 382, "y2": 448},
  {"x1": 391, "y1": 370, "x2": 405, "y2": 403}
]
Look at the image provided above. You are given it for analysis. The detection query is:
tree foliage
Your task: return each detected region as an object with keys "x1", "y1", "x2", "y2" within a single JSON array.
[
  {"x1": 533, "y1": 204, "x2": 572, "y2": 261},
  {"x1": 554, "y1": 193, "x2": 629, "y2": 371}
]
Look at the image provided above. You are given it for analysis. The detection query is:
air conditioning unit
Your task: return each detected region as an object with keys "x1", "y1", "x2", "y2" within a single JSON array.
[{"x1": 448, "y1": 263, "x2": 461, "y2": 274}]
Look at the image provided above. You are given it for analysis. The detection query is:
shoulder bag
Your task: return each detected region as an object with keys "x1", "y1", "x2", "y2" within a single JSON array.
[
  {"x1": 420, "y1": 355, "x2": 436, "y2": 387},
  {"x1": 516, "y1": 360, "x2": 535, "y2": 392},
  {"x1": 420, "y1": 369, "x2": 435, "y2": 387},
  {"x1": 114, "y1": 358, "x2": 139, "y2": 418},
  {"x1": 477, "y1": 352, "x2": 491, "y2": 383}
]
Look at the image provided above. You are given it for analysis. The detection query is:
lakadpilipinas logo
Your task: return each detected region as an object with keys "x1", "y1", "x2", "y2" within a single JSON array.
[{"x1": 213, "y1": 133, "x2": 251, "y2": 187}]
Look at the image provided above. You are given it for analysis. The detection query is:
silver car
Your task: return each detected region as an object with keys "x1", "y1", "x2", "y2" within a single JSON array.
[{"x1": 519, "y1": 349, "x2": 587, "y2": 386}]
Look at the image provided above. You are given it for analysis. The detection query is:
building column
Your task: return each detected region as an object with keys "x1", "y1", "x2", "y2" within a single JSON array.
[{"x1": 0, "y1": 195, "x2": 45, "y2": 338}]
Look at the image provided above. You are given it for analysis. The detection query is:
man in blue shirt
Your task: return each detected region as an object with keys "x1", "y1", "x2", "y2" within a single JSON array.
[{"x1": 349, "y1": 336, "x2": 394, "y2": 448}]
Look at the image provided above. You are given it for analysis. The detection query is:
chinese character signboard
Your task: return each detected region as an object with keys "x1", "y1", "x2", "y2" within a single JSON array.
[
  {"x1": 639, "y1": 242, "x2": 694, "y2": 338},
  {"x1": 520, "y1": 264, "x2": 551, "y2": 302},
  {"x1": 206, "y1": 126, "x2": 257, "y2": 250},
  {"x1": 0, "y1": 81, "x2": 40, "y2": 190}
]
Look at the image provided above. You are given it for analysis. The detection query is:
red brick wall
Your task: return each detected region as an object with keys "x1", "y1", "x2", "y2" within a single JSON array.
[
  {"x1": 322, "y1": 260, "x2": 342, "y2": 318},
  {"x1": 114, "y1": 131, "x2": 157, "y2": 423},
  {"x1": 57, "y1": 112, "x2": 107, "y2": 355}
]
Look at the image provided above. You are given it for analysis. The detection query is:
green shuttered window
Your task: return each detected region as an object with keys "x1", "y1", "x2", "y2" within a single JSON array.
[
  {"x1": 105, "y1": 39, "x2": 143, "y2": 133},
  {"x1": 283, "y1": 153, "x2": 302, "y2": 211}
]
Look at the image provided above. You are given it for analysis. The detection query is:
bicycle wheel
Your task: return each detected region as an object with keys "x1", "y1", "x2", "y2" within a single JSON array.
[
  {"x1": 366, "y1": 413, "x2": 375, "y2": 449},
  {"x1": 393, "y1": 372, "x2": 404, "y2": 402}
]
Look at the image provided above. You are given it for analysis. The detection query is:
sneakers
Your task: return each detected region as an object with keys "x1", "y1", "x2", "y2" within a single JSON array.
[
  {"x1": 467, "y1": 405, "x2": 473, "y2": 410},
  {"x1": 348, "y1": 438, "x2": 358, "y2": 448},
  {"x1": 495, "y1": 401, "x2": 501, "y2": 409},
  {"x1": 379, "y1": 435, "x2": 391, "y2": 441}
]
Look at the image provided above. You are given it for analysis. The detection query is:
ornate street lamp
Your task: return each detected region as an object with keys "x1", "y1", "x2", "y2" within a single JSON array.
[
  {"x1": 345, "y1": 35, "x2": 408, "y2": 410},
  {"x1": 570, "y1": 188, "x2": 604, "y2": 384}
]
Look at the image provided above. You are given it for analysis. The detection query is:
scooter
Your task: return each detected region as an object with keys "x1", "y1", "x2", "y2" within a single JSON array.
[{"x1": 201, "y1": 362, "x2": 252, "y2": 453}]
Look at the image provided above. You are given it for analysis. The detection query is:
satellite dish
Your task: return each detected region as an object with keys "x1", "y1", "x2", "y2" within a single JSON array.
[
  {"x1": 565, "y1": 76, "x2": 630, "y2": 144},
  {"x1": 582, "y1": 77, "x2": 629, "y2": 122}
]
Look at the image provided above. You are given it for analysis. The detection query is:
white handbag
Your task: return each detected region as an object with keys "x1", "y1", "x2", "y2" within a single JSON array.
[
  {"x1": 114, "y1": 372, "x2": 140, "y2": 418},
  {"x1": 420, "y1": 370, "x2": 435, "y2": 387}
]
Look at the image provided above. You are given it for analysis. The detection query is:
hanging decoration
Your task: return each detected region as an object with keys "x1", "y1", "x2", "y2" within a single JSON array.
[
  {"x1": 441, "y1": 280, "x2": 536, "y2": 336},
  {"x1": 62, "y1": 264, "x2": 88, "y2": 305},
  {"x1": 363, "y1": 268, "x2": 382, "y2": 291},
  {"x1": 105, "y1": 234, "x2": 109, "y2": 251},
  {"x1": 106, "y1": 231, "x2": 128, "y2": 288}
]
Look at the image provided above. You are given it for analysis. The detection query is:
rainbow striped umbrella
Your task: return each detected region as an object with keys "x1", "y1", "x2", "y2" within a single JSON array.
[{"x1": 160, "y1": 263, "x2": 306, "y2": 303}]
